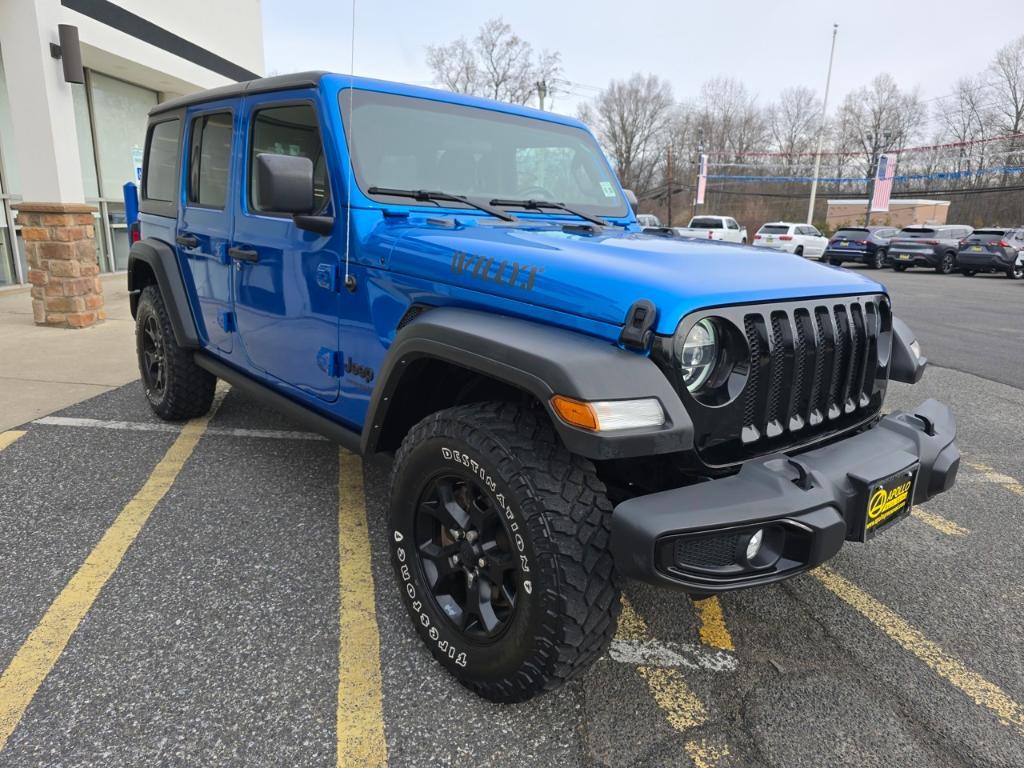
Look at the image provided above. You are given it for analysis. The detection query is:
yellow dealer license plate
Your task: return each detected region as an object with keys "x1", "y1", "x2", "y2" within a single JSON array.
[
  {"x1": 864, "y1": 466, "x2": 918, "y2": 539},
  {"x1": 898, "y1": 253, "x2": 911, "y2": 261}
]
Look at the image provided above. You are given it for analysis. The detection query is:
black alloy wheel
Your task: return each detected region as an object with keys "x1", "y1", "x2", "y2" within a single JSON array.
[
  {"x1": 413, "y1": 474, "x2": 518, "y2": 641},
  {"x1": 140, "y1": 313, "x2": 166, "y2": 398}
]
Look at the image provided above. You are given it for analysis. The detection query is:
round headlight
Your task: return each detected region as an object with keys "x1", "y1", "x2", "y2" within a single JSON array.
[{"x1": 680, "y1": 318, "x2": 719, "y2": 392}]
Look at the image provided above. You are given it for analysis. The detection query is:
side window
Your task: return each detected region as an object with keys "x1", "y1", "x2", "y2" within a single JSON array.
[
  {"x1": 796, "y1": 226, "x2": 809, "y2": 236},
  {"x1": 249, "y1": 103, "x2": 329, "y2": 214},
  {"x1": 727, "y1": 218, "x2": 739, "y2": 230},
  {"x1": 143, "y1": 119, "x2": 181, "y2": 202},
  {"x1": 187, "y1": 112, "x2": 233, "y2": 208}
]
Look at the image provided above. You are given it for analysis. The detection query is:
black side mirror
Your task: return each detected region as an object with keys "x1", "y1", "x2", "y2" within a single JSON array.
[{"x1": 254, "y1": 153, "x2": 315, "y2": 214}]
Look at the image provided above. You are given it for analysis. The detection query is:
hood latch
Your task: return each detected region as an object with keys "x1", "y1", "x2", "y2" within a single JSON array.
[{"x1": 619, "y1": 299, "x2": 657, "y2": 351}]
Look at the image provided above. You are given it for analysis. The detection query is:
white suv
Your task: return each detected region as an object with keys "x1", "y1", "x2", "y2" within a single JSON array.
[{"x1": 753, "y1": 222, "x2": 829, "y2": 258}]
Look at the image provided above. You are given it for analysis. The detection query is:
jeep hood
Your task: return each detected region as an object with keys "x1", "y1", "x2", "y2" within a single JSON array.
[{"x1": 387, "y1": 221, "x2": 885, "y2": 335}]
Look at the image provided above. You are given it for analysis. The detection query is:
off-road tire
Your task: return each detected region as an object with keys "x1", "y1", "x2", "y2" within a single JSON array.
[
  {"x1": 388, "y1": 401, "x2": 622, "y2": 703},
  {"x1": 936, "y1": 251, "x2": 956, "y2": 274},
  {"x1": 135, "y1": 285, "x2": 216, "y2": 421},
  {"x1": 871, "y1": 249, "x2": 887, "y2": 269}
]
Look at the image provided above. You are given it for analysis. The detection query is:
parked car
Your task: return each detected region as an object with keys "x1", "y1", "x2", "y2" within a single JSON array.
[
  {"x1": 675, "y1": 215, "x2": 748, "y2": 243},
  {"x1": 823, "y1": 226, "x2": 899, "y2": 269},
  {"x1": 129, "y1": 71, "x2": 957, "y2": 703},
  {"x1": 752, "y1": 222, "x2": 829, "y2": 258},
  {"x1": 957, "y1": 227, "x2": 1024, "y2": 279},
  {"x1": 887, "y1": 225, "x2": 973, "y2": 274},
  {"x1": 636, "y1": 213, "x2": 662, "y2": 228}
]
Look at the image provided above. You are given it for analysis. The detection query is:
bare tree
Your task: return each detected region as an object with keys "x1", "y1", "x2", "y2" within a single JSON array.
[
  {"x1": 425, "y1": 17, "x2": 562, "y2": 107},
  {"x1": 577, "y1": 73, "x2": 674, "y2": 193},
  {"x1": 693, "y1": 78, "x2": 768, "y2": 161},
  {"x1": 766, "y1": 87, "x2": 821, "y2": 171},
  {"x1": 989, "y1": 35, "x2": 1024, "y2": 172}
]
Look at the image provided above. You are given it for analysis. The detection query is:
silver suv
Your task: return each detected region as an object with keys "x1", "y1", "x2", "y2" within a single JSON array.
[{"x1": 887, "y1": 225, "x2": 974, "y2": 274}]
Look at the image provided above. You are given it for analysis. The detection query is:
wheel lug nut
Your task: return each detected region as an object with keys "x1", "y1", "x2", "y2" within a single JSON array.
[{"x1": 465, "y1": 530, "x2": 478, "y2": 543}]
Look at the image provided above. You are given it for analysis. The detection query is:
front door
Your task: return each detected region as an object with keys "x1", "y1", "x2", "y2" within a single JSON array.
[
  {"x1": 178, "y1": 105, "x2": 236, "y2": 353},
  {"x1": 231, "y1": 94, "x2": 341, "y2": 403}
]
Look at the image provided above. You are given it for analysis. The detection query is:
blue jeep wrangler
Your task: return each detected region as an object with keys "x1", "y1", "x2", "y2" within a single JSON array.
[{"x1": 128, "y1": 71, "x2": 960, "y2": 702}]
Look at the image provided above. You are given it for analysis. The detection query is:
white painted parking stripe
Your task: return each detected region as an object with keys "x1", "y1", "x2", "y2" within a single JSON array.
[
  {"x1": 608, "y1": 637, "x2": 738, "y2": 673},
  {"x1": 33, "y1": 415, "x2": 325, "y2": 442}
]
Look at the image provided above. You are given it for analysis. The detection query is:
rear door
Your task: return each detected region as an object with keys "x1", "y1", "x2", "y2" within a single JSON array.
[
  {"x1": 177, "y1": 104, "x2": 236, "y2": 353},
  {"x1": 231, "y1": 92, "x2": 341, "y2": 403}
]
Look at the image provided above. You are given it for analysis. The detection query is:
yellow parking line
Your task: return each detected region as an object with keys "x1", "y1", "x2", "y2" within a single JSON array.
[
  {"x1": 336, "y1": 450, "x2": 387, "y2": 768},
  {"x1": 0, "y1": 403, "x2": 220, "y2": 752},
  {"x1": 910, "y1": 507, "x2": 969, "y2": 536},
  {"x1": 685, "y1": 737, "x2": 732, "y2": 768},
  {"x1": 0, "y1": 430, "x2": 26, "y2": 452},
  {"x1": 814, "y1": 566, "x2": 1024, "y2": 736},
  {"x1": 693, "y1": 597, "x2": 735, "y2": 651},
  {"x1": 619, "y1": 598, "x2": 708, "y2": 728},
  {"x1": 965, "y1": 460, "x2": 1024, "y2": 498}
]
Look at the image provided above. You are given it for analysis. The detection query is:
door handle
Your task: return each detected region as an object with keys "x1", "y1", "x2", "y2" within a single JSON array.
[
  {"x1": 176, "y1": 233, "x2": 198, "y2": 248},
  {"x1": 228, "y1": 246, "x2": 259, "y2": 263}
]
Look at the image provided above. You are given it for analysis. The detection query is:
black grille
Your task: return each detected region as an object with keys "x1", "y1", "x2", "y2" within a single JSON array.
[
  {"x1": 740, "y1": 298, "x2": 885, "y2": 447},
  {"x1": 673, "y1": 534, "x2": 741, "y2": 568}
]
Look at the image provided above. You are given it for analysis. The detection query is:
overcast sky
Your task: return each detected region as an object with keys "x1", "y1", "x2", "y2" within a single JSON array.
[{"x1": 262, "y1": 0, "x2": 1020, "y2": 121}]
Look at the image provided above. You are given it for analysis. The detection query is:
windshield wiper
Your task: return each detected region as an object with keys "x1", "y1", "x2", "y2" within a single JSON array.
[
  {"x1": 367, "y1": 187, "x2": 517, "y2": 222},
  {"x1": 489, "y1": 198, "x2": 608, "y2": 227}
]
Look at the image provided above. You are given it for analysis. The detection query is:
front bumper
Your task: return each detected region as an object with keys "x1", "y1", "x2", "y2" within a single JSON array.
[{"x1": 611, "y1": 399, "x2": 959, "y2": 593}]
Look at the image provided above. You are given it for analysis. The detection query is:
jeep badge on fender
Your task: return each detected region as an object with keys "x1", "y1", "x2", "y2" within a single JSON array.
[{"x1": 128, "y1": 71, "x2": 960, "y2": 703}]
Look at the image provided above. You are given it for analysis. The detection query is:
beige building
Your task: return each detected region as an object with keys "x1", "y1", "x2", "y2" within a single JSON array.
[
  {"x1": 826, "y1": 199, "x2": 950, "y2": 229},
  {"x1": 0, "y1": 0, "x2": 263, "y2": 327}
]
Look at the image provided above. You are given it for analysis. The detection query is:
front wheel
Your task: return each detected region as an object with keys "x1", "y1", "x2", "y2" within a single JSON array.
[
  {"x1": 871, "y1": 249, "x2": 887, "y2": 269},
  {"x1": 936, "y1": 251, "x2": 956, "y2": 274},
  {"x1": 388, "y1": 402, "x2": 621, "y2": 702},
  {"x1": 1008, "y1": 263, "x2": 1023, "y2": 279}
]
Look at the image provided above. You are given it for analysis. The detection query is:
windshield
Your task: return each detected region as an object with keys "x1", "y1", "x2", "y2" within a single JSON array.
[
  {"x1": 689, "y1": 217, "x2": 724, "y2": 229},
  {"x1": 339, "y1": 89, "x2": 628, "y2": 218},
  {"x1": 759, "y1": 224, "x2": 790, "y2": 234}
]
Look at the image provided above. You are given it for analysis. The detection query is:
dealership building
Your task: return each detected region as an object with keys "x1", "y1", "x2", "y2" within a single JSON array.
[{"x1": 0, "y1": 0, "x2": 263, "y2": 325}]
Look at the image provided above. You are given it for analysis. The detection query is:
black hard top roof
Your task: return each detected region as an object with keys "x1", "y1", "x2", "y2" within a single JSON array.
[{"x1": 150, "y1": 71, "x2": 327, "y2": 116}]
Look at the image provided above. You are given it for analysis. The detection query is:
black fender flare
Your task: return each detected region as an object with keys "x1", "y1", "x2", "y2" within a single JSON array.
[
  {"x1": 890, "y1": 317, "x2": 927, "y2": 384},
  {"x1": 128, "y1": 238, "x2": 200, "y2": 349},
  {"x1": 362, "y1": 307, "x2": 693, "y2": 460}
]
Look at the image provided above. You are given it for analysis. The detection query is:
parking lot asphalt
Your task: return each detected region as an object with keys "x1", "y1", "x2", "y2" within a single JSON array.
[{"x1": 1, "y1": 269, "x2": 1024, "y2": 767}]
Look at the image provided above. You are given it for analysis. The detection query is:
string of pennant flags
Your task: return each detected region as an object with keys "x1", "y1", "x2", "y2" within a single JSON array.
[
  {"x1": 703, "y1": 131, "x2": 1024, "y2": 159},
  {"x1": 703, "y1": 165, "x2": 1024, "y2": 184}
]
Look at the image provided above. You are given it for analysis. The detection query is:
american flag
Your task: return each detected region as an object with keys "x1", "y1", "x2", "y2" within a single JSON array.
[
  {"x1": 696, "y1": 153, "x2": 708, "y2": 205},
  {"x1": 870, "y1": 153, "x2": 897, "y2": 212}
]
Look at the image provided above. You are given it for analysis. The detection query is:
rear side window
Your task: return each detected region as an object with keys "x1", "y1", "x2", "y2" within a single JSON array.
[
  {"x1": 759, "y1": 224, "x2": 790, "y2": 234},
  {"x1": 144, "y1": 119, "x2": 181, "y2": 203},
  {"x1": 249, "y1": 103, "x2": 329, "y2": 214},
  {"x1": 188, "y1": 112, "x2": 233, "y2": 208},
  {"x1": 691, "y1": 217, "x2": 723, "y2": 229}
]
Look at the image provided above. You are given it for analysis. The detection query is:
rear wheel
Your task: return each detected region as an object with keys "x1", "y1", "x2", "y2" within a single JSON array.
[
  {"x1": 936, "y1": 251, "x2": 956, "y2": 274},
  {"x1": 870, "y1": 249, "x2": 887, "y2": 269},
  {"x1": 795, "y1": 246, "x2": 804, "y2": 257},
  {"x1": 893, "y1": 264, "x2": 908, "y2": 272},
  {"x1": 135, "y1": 285, "x2": 216, "y2": 420},
  {"x1": 828, "y1": 258, "x2": 843, "y2": 266},
  {"x1": 961, "y1": 269, "x2": 977, "y2": 277},
  {"x1": 388, "y1": 402, "x2": 621, "y2": 702}
]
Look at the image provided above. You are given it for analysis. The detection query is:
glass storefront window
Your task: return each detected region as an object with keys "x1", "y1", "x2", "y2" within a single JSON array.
[
  {"x1": 89, "y1": 72, "x2": 157, "y2": 200},
  {"x1": 72, "y1": 84, "x2": 99, "y2": 199}
]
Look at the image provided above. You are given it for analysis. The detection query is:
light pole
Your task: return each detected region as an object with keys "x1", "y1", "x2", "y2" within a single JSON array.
[
  {"x1": 806, "y1": 23, "x2": 838, "y2": 225},
  {"x1": 691, "y1": 126, "x2": 704, "y2": 221}
]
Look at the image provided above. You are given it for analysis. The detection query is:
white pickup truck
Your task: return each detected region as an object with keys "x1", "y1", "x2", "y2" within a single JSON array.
[{"x1": 675, "y1": 215, "x2": 748, "y2": 243}]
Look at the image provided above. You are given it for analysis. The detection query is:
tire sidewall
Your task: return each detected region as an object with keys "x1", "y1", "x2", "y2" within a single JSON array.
[{"x1": 388, "y1": 430, "x2": 555, "y2": 685}]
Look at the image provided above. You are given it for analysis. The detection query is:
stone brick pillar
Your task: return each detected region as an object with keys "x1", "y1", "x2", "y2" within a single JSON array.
[{"x1": 16, "y1": 203, "x2": 106, "y2": 329}]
